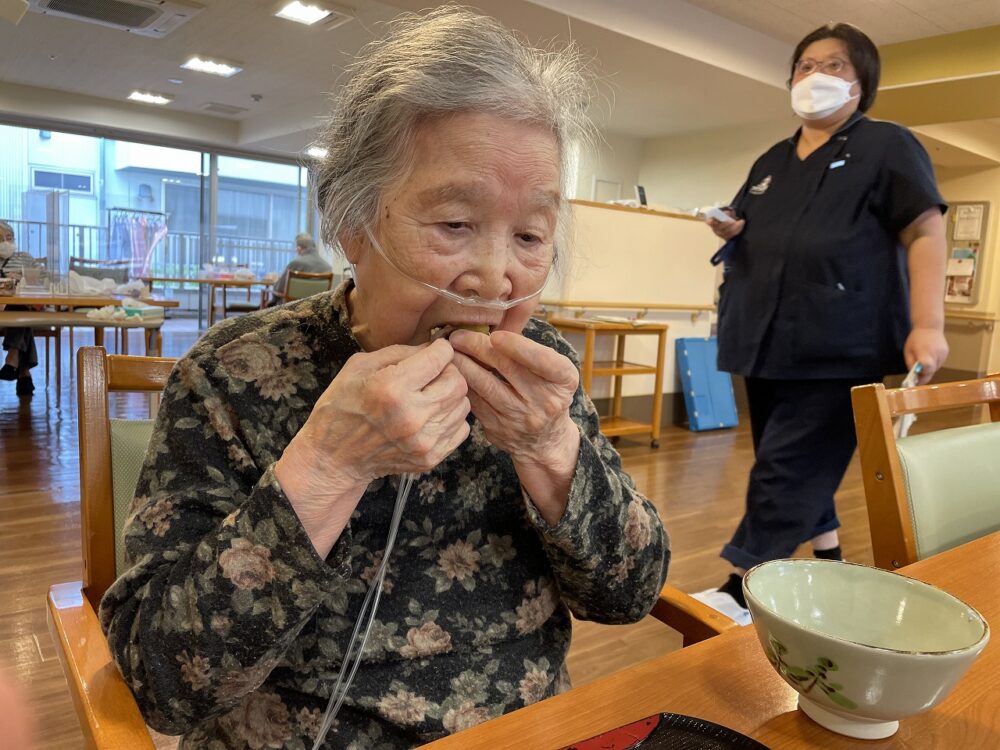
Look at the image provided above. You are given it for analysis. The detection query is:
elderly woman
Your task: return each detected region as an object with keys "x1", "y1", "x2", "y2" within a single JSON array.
[
  {"x1": 0, "y1": 221, "x2": 39, "y2": 396},
  {"x1": 100, "y1": 8, "x2": 669, "y2": 749}
]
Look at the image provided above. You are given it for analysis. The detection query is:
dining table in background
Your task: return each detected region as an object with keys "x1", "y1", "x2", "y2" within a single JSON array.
[
  {"x1": 422, "y1": 531, "x2": 1000, "y2": 749},
  {"x1": 5, "y1": 291, "x2": 180, "y2": 309},
  {"x1": 137, "y1": 275, "x2": 274, "y2": 328}
]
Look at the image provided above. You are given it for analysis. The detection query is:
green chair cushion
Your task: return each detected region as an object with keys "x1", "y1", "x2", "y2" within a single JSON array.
[
  {"x1": 896, "y1": 421, "x2": 1000, "y2": 560},
  {"x1": 109, "y1": 419, "x2": 155, "y2": 576},
  {"x1": 286, "y1": 276, "x2": 332, "y2": 300}
]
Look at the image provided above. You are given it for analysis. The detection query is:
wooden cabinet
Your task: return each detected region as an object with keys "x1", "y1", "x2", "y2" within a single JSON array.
[{"x1": 548, "y1": 317, "x2": 668, "y2": 447}]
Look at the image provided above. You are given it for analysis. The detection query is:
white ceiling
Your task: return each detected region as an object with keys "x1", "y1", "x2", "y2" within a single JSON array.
[
  {"x1": 682, "y1": 0, "x2": 1000, "y2": 45},
  {"x1": 0, "y1": 0, "x2": 403, "y2": 148},
  {"x1": 0, "y1": 0, "x2": 997, "y2": 159}
]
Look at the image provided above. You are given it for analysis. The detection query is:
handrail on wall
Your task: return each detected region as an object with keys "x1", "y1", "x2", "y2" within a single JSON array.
[
  {"x1": 539, "y1": 299, "x2": 716, "y2": 324},
  {"x1": 945, "y1": 310, "x2": 998, "y2": 332}
]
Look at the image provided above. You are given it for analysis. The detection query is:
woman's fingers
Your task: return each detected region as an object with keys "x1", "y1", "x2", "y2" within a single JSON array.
[{"x1": 450, "y1": 329, "x2": 577, "y2": 395}]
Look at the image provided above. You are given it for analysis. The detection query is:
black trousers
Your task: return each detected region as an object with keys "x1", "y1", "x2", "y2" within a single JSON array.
[
  {"x1": 721, "y1": 376, "x2": 869, "y2": 570},
  {"x1": 1, "y1": 305, "x2": 39, "y2": 372}
]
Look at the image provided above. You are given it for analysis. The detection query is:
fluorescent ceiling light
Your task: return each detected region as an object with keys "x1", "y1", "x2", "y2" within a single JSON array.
[
  {"x1": 306, "y1": 146, "x2": 328, "y2": 159},
  {"x1": 181, "y1": 55, "x2": 243, "y2": 78},
  {"x1": 275, "y1": 1, "x2": 331, "y2": 24},
  {"x1": 128, "y1": 91, "x2": 173, "y2": 105}
]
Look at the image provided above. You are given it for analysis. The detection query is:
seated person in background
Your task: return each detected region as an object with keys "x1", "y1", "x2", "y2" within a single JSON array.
[
  {"x1": 0, "y1": 220, "x2": 39, "y2": 396},
  {"x1": 99, "y1": 8, "x2": 670, "y2": 749},
  {"x1": 268, "y1": 233, "x2": 333, "y2": 304}
]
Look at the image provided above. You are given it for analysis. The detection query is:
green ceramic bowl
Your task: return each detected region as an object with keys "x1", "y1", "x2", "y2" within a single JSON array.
[{"x1": 743, "y1": 559, "x2": 988, "y2": 740}]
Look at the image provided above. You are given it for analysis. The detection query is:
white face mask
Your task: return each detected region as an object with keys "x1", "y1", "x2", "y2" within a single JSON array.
[
  {"x1": 0, "y1": 241, "x2": 15, "y2": 260},
  {"x1": 791, "y1": 73, "x2": 859, "y2": 120}
]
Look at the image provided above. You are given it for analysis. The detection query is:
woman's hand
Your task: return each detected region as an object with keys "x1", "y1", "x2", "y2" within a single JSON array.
[
  {"x1": 449, "y1": 329, "x2": 581, "y2": 525},
  {"x1": 708, "y1": 209, "x2": 745, "y2": 240},
  {"x1": 274, "y1": 339, "x2": 471, "y2": 556},
  {"x1": 904, "y1": 327, "x2": 948, "y2": 384}
]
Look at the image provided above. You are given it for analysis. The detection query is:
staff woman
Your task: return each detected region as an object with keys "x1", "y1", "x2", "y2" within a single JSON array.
[{"x1": 696, "y1": 23, "x2": 948, "y2": 621}]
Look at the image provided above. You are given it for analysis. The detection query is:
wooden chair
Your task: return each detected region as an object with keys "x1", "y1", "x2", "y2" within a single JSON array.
[
  {"x1": 284, "y1": 270, "x2": 335, "y2": 302},
  {"x1": 0, "y1": 323, "x2": 61, "y2": 391},
  {"x1": 219, "y1": 284, "x2": 265, "y2": 319},
  {"x1": 651, "y1": 585, "x2": 737, "y2": 646},
  {"x1": 47, "y1": 346, "x2": 175, "y2": 750},
  {"x1": 69, "y1": 257, "x2": 131, "y2": 285},
  {"x1": 68, "y1": 256, "x2": 133, "y2": 356},
  {"x1": 46, "y1": 347, "x2": 731, "y2": 748},
  {"x1": 852, "y1": 375, "x2": 1000, "y2": 570}
]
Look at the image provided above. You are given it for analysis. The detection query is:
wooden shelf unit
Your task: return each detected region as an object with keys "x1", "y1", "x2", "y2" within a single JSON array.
[{"x1": 548, "y1": 317, "x2": 668, "y2": 447}]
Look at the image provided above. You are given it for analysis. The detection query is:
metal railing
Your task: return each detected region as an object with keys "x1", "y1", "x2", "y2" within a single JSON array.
[{"x1": 5, "y1": 219, "x2": 296, "y2": 290}]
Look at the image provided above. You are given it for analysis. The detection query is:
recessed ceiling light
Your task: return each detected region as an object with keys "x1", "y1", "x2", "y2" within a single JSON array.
[
  {"x1": 167, "y1": 78, "x2": 184, "y2": 85},
  {"x1": 275, "y1": 1, "x2": 331, "y2": 25},
  {"x1": 128, "y1": 91, "x2": 173, "y2": 105},
  {"x1": 181, "y1": 55, "x2": 243, "y2": 78},
  {"x1": 306, "y1": 146, "x2": 328, "y2": 159}
]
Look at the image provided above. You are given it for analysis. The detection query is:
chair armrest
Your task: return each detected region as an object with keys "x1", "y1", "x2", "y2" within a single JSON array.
[
  {"x1": 650, "y1": 583, "x2": 739, "y2": 646},
  {"x1": 47, "y1": 582, "x2": 156, "y2": 750}
]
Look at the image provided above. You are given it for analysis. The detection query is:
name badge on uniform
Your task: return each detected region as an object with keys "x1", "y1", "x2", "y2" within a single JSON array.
[
  {"x1": 829, "y1": 159, "x2": 846, "y2": 170},
  {"x1": 749, "y1": 175, "x2": 771, "y2": 195}
]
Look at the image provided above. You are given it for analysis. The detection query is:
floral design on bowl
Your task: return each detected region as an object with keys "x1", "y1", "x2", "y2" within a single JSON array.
[{"x1": 766, "y1": 636, "x2": 857, "y2": 710}]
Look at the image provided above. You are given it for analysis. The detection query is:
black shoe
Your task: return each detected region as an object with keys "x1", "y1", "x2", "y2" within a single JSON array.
[
  {"x1": 16, "y1": 375, "x2": 34, "y2": 396},
  {"x1": 0, "y1": 364, "x2": 17, "y2": 381}
]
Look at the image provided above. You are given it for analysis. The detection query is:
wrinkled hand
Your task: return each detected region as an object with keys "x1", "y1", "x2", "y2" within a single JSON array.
[
  {"x1": 450, "y1": 329, "x2": 580, "y2": 524},
  {"x1": 904, "y1": 327, "x2": 949, "y2": 384},
  {"x1": 708, "y1": 209, "x2": 745, "y2": 241},
  {"x1": 275, "y1": 339, "x2": 470, "y2": 554},
  {"x1": 450, "y1": 329, "x2": 578, "y2": 460}
]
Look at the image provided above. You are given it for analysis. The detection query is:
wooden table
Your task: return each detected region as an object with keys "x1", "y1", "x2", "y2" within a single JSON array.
[
  {"x1": 548, "y1": 317, "x2": 668, "y2": 447},
  {"x1": 5, "y1": 292, "x2": 179, "y2": 309},
  {"x1": 423, "y1": 532, "x2": 999, "y2": 749}
]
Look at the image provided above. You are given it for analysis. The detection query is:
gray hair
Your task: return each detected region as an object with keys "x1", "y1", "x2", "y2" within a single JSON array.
[
  {"x1": 312, "y1": 5, "x2": 595, "y2": 253},
  {"x1": 295, "y1": 233, "x2": 316, "y2": 252}
]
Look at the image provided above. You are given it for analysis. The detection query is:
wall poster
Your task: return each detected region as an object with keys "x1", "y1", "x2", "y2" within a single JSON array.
[{"x1": 945, "y1": 202, "x2": 989, "y2": 305}]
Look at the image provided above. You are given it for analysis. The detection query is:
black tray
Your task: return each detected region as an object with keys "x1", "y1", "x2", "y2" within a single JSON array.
[{"x1": 559, "y1": 712, "x2": 770, "y2": 750}]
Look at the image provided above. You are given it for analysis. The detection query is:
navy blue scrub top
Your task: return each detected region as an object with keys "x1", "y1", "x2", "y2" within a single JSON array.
[{"x1": 716, "y1": 113, "x2": 946, "y2": 380}]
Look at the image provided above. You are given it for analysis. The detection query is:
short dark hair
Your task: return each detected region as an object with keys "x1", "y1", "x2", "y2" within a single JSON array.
[{"x1": 789, "y1": 23, "x2": 880, "y2": 113}]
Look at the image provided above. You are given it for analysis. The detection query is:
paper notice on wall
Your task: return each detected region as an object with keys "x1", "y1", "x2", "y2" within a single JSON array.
[
  {"x1": 946, "y1": 258, "x2": 974, "y2": 276},
  {"x1": 954, "y1": 204, "x2": 984, "y2": 241}
]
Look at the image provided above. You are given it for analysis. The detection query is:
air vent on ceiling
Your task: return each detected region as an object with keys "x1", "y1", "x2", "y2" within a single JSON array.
[
  {"x1": 323, "y1": 6, "x2": 353, "y2": 31},
  {"x1": 27, "y1": 0, "x2": 204, "y2": 38},
  {"x1": 201, "y1": 102, "x2": 248, "y2": 117}
]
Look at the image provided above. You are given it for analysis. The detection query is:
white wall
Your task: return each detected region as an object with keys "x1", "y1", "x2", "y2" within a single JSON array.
[
  {"x1": 549, "y1": 201, "x2": 718, "y2": 399},
  {"x1": 638, "y1": 117, "x2": 793, "y2": 212},
  {"x1": 573, "y1": 131, "x2": 644, "y2": 202}
]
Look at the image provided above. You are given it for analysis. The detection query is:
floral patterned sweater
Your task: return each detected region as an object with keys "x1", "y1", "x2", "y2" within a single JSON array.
[{"x1": 99, "y1": 283, "x2": 670, "y2": 749}]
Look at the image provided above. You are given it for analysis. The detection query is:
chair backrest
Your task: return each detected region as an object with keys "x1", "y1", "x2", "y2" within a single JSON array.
[
  {"x1": 78, "y1": 346, "x2": 175, "y2": 609},
  {"x1": 285, "y1": 270, "x2": 334, "y2": 301},
  {"x1": 70, "y1": 256, "x2": 130, "y2": 285},
  {"x1": 851, "y1": 375, "x2": 1000, "y2": 570}
]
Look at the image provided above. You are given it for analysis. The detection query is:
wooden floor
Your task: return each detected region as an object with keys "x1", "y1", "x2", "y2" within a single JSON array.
[{"x1": 0, "y1": 320, "x2": 973, "y2": 748}]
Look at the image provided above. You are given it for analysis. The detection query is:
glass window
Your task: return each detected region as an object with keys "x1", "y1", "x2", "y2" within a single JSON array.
[
  {"x1": 164, "y1": 183, "x2": 200, "y2": 234},
  {"x1": 0, "y1": 123, "x2": 308, "y2": 285},
  {"x1": 32, "y1": 170, "x2": 92, "y2": 192},
  {"x1": 218, "y1": 188, "x2": 268, "y2": 237}
]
